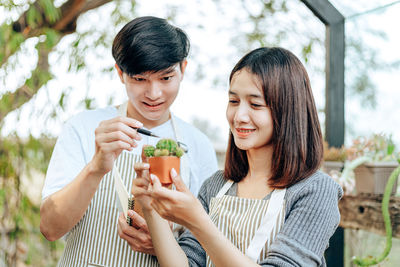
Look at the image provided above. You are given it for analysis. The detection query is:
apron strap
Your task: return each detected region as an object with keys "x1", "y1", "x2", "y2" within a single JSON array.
[
  {"x1": 170, "y1": 114, "x2": 191, "y2": 188},
  {"x1": 118, "y1": 102, "x2": 128, "y2": 116},
  {"x1": 216, "y1": 180, "x2": 234, "y2": 198},
  {"x1": 245, "y1": 188, "x2": 286, "y2": 262}
]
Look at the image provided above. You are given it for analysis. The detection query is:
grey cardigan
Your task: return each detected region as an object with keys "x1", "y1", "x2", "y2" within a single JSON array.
[{"x1": 178, "y1": 170, "x2": 343, "y2": 267}]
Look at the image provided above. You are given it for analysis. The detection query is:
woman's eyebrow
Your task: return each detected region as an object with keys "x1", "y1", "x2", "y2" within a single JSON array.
[
  {"x1": 228, "y1": 90, "x2": 262, "y2": 98},
  {"x1": 249, "y1": 94, "x2": 263, "y2": 98},
  {"x1": 228, "y1": 90, "x2": 237, "y2": 95}
]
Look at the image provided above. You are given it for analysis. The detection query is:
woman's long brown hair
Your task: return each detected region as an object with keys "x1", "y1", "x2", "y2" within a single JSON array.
[{"x1": 224, "y1": 47, "x2": 323, "y2": 189}]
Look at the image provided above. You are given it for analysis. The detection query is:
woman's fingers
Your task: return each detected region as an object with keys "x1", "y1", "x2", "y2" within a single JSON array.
[
  {"x1": 132, "y1": 175, "x2": 151, "y2": 196},
  {"x1": 134, "y1": 162, "x2": 150, "y2": 182},
  {"x1": 170, "y1": 168, "x2": 189, "y2": 193}
]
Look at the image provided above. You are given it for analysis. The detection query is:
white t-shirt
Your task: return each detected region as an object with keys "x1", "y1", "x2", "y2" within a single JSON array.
[{"x1": 42, "y1": 106, "x2": 218, "y2": 199}]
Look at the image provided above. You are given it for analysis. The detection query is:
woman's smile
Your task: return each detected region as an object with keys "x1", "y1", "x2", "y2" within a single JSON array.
[{"x1": 235, "y1": 127, "x2": 256, "y2": 138}]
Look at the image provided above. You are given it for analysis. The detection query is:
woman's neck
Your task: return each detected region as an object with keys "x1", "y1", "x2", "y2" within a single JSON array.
[
  {"x1": 246, "y1": 145, "x2": 273, "y2": 181},
  {"x1": 237, "y1": 145, "x2": 274, "y2": 199}
]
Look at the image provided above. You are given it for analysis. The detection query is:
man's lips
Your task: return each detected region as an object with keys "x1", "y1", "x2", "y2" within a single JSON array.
[{"x1": 143, "y1": 102, "x2": 164, "y2": 109}]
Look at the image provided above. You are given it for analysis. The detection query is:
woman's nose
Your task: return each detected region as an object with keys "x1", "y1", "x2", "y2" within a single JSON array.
[{"x1": 234, "y1": 104, "x2": 250, "y2": 123}]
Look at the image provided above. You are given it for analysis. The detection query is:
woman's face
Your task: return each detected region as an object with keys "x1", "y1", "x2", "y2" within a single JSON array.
[{"x1": 226, "y1": 69, "x2": 274, "y2": 151}]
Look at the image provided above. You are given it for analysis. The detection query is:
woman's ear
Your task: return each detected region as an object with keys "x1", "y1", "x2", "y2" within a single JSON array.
[{"x1": 115, "y1": 63, "x2": 125, "y2": 84}]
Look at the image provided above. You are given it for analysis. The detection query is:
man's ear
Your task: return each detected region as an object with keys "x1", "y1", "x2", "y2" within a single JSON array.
[
  {"x1": 179, "y1": 59, "x2": 188, "y2": 80},
  {"x1": 115, "y1": 63, "x2": 125, "y2": 84}
]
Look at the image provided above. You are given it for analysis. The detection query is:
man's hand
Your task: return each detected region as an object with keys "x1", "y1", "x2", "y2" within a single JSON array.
[
  {"x1": 90, "y1": 116, "x2": 143, "y2": 175},
  {"x1": 117, "y1": 211, "x2": 155, "y2": 255}
]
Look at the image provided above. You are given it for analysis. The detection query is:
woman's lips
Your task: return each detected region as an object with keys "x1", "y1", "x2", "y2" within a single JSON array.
[{"x1": 235, "y1": 128, "x2": 256, "y2": 138}]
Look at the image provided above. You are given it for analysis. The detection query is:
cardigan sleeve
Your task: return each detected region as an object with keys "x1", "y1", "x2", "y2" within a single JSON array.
[{"x1": 259, "y1": 173, "x2": 343, "y2": 266}]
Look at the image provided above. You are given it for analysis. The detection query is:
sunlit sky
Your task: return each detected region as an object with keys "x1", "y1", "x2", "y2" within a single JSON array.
[{"x1": 1, "y1": 0, "x2": 399, "y2": 149}]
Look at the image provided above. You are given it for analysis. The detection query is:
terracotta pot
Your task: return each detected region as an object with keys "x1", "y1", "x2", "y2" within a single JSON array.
[
  {"x1": 148, "y1": 156, "x2": 180, "y2": 186},
  {"x1": 354, "y1": 162, "x2": 399, "y2": 195}
]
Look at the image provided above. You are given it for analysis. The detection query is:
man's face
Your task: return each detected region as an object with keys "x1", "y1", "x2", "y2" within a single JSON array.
[{"x1": 117, "y1": 61, "x2": 187, "y2": 128}]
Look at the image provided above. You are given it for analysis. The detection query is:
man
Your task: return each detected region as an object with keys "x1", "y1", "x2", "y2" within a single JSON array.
[{"x1": 40, "y1": 16, "x2": 218, "y2": 266}]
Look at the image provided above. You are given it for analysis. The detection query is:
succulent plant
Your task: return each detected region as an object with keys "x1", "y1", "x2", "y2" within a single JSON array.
[
  {"x1": 144, "y1": 139, "x2": 185, "y2": 158},
  {"x1": 143, "y1": 146, "x2": 155, "y2": 157}
]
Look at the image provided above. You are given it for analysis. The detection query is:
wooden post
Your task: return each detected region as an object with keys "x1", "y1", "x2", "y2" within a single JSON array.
[{"x1": 300, "y1": 1, "x2": 345, "y2": 266}]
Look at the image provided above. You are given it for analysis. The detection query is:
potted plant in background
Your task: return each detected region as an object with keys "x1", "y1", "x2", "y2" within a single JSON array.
[
  {"x1": 342, "y1": 134, "x2": 399, "y2": 195},
  {"x1": 323, "y1": 140, "x2": 347, "y2": 174}
]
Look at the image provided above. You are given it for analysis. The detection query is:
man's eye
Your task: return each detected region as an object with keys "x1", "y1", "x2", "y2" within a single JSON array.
[
  {"x1": 162, "y1": 76, "x2": 172, "y2": 81},
  {"x1": 134, "y1": 77, "x2": 145, "y2": 81}
]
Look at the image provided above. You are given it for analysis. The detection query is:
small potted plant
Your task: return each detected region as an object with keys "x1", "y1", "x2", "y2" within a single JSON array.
[
  {"x1": 144, "y1": 138, "x2": 185, "y2": 187},
  {"x1": 342, "y1": 134, "x2": 399, "y2": 195},
  {"x1": 322, "y1": 140, "x2": 347, "y2": 175}
]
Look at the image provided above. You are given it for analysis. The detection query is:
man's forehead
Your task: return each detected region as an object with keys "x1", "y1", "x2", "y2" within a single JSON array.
[{"x1": 136, "y1": 64, "x2": 180, "y2": 77}]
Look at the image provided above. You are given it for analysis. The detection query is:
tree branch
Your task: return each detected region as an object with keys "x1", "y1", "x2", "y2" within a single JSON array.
[
  {"x1": 1, "y1": 0, "x2": 113, "y2": 67},
  {"x1": 0, "y1": 42, "x2": 53, "y2": 122},
  {"x1": 0, "y1": 0, "x2": 114, "y2": 119}
]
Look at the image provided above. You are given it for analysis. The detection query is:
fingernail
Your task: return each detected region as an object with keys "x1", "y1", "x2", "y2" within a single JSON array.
[
  {"x1": 135, "y1": 121, "x2": 143, "y2": 128},
  {"x1": 143, "y1": 163, "x2": 150, "y2": 168},
  {"x1": 171, "y1": 168, "x2": 177, "y2": 177},
  {"x1": 150, "y1": 174, "x2": 156, "y2": 182},
  {"x1": 128, "y1": 210, "x2": 134, "y2": 217}
]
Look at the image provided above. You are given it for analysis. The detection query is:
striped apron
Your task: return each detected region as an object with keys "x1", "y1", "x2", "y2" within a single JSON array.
[
  {"x1": 206, "y1": 180, "x2": 286, "y2": 267},
  {"x1": 58, "y1": 102, "x2": 189, "y2": 267}
]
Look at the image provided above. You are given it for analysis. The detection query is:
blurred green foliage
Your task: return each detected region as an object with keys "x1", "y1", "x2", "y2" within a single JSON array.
[
  {"x1": 1, "y1": 0, "x2": 398, "y2": 266},
  {"x1": 0, "y1": 134, "x2": 63, "y2": 266}
]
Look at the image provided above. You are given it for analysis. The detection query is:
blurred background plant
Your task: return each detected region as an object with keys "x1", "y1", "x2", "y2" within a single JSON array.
[
  {"x1": 1, "y1": 0, "x2": 400, "y2": 266},
  {"x1": 324, "y1": 140, "x2": 348, "y2": 162},
  {"x1": 346, "y1": 133, "x2": 399, "y2": 162}
]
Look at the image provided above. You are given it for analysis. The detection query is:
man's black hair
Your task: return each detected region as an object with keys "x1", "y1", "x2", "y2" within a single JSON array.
[{"x1": 112, "y1": 16, "x2": 190, "y2": 75}]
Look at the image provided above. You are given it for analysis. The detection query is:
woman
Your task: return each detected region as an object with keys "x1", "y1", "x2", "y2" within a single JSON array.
[{"x1": 130, "y1": 47, "x2": 343, "y2": 266}]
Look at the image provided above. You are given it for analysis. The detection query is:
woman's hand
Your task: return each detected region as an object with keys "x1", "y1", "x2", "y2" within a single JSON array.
[
  {"x1": 90, "y1": 116, "x2": 143, "y2": 175},
  {"x1": 132, "y1": 162, "x2": 153, "y2": 211},
  {"x1": 149, "y1": 168, "x2": 207, "y2": 230}
]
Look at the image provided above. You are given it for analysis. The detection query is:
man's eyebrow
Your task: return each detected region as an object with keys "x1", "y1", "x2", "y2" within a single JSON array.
[{"x1": 159, "y1": 67, "x2": 177, "y2": 75}]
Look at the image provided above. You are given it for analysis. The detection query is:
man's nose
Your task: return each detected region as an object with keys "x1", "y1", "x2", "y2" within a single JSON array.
[{"x1": 145, "y1": 83, "x2": 162, "y2": 100}]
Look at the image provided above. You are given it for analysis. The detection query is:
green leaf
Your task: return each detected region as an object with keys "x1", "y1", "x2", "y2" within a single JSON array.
[
  {"x1": 59, "y1": 92, "x2": 66, "y2": 110},
  {"x1": 8, "y1": 32, "x2": 25, "y2": 51},
  {"x1": 44, "y1": 28, "x2": 59, "y2": 48},
  {"x1": 26, "y1": 6, "x2": 42, "y2": 28},
  {"x1": 39, "y1": 0, "x2": 60, "y2": 23}
]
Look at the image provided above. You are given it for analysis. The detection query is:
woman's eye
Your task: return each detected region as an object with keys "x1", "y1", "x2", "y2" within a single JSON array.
[
  {"x1": 251, "y1": 103, "x2": 262, "y2": 107},
  {"x1": 229, "y1": 100, "x2": 238, "y2": 104}
]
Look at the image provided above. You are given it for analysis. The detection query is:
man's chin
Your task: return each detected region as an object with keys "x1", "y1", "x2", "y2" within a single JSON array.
[{"x1": 139, "y1": 110, "x2": 170, "y2": 124}]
